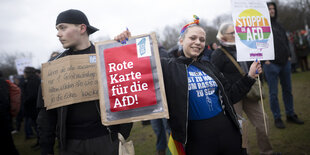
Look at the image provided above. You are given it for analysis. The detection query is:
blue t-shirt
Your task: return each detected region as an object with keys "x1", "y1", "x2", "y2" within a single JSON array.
[{"x1": 187, "y1": 65, "x2": 222, "y2": 120}]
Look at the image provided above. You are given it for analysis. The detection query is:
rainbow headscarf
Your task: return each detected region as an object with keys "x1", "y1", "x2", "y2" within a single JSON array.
[{"x1": 180, "y1": 15, "x2": 200, "y2": 36}]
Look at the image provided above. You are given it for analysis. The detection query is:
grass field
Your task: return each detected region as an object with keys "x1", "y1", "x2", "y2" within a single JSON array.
[{"x1": 13, "y1": 70, "x2": 310, "y2": 155}]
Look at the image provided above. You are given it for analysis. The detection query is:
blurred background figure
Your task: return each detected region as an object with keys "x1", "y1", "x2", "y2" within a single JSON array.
[
  {"x1": 201, "y1": 42, "x2": 218, "y2": 62},
  {"x1": 35, "y1": 69, "x2": 41, "y2": 78},
  {"x1": 209, "y1": 42, "x2": 218, "y2": 51},
  {"x1": 287, "y1": 32, "x2": 298, "y2": 73},
  {"x1": 11, "y1": 75, "x2": 25, "y2": 134},
  {"x1": 48, "y1": 51, "x2": 60, "y2": 61},
  {"x1": 294, "y1": 30, "x2": 310, "y2": 72},
  {"x1": 0, "y1": 71, "x2": 20, "y2": 155},
  {"x1": 21, "y1": 67, "x2": 41, "y2": 150},
  {"x1": 150, "y1": 119, "x2": 170, "y2": 155}
]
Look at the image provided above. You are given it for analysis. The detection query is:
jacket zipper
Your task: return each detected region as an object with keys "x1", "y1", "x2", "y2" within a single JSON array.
[
  {"x1": 185, "y1": 64, "x2": 189, "y2": 144},
  {"x1": 184, "y1": 61, "x2": 194, "y2": 144},
  {"x1": 218, "y1": 90, "x2": 226, "y2": 115}
]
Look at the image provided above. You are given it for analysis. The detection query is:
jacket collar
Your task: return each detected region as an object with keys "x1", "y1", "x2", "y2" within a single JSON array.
[{"x1": 169, "y1": 46, "x2": 203, "y2": 65}]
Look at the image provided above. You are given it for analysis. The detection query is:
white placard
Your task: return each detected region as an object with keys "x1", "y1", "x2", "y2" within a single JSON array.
[
  {"x1": 15, "y1": 58, "x2": 33, "y2": 75},
  {"x1": 231, "y1": 0, "x2": 274, "y2": 61}
]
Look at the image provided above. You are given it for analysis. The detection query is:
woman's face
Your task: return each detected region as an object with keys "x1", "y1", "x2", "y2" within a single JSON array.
[
  {"x1": 223, "y1": 25, "x2": 235, "y2": 43},
  {"x1": 180, "y1": 26, "x2": 206, "y2": 60}
]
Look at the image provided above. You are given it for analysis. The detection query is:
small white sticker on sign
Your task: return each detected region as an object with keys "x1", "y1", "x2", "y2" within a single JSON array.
[
  {"x1": 89, "y1": 55, "x2": 96, "y2": 64},
  {"x1": 136, "y1": 37, "x2": 152, "y2": 58}
]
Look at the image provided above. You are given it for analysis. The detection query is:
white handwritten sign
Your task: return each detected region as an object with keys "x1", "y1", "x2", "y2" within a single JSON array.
[{"x1": 15, "y1": 58, "x2": 33, "y2": 75}]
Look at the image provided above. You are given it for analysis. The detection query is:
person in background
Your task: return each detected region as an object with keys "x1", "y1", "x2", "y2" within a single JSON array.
[
  {"x1": 22, "y1": 66, "x2": 41, "y2": 151},
  {"x1": 115, "y1": 15, "x2": 262, "y2": 155},
  {"x1": 0, "y1": 71, "x2": 19, "y2": 155},
  {"x1": 209, "y1": 42, "x2": 218, "y2": 51},
  {"x1": 21, "y1": 67, "x2": 41, "y2": 141},
  {"x1": 36, "y1": 9, "x2": 132, "y2": 155},
  {"x1": 264, "y1": 2, "x2": 304, "y2": 129},
  {"x1": 201, "y1": 42, "x2": 218, "y2": 61},
  {"x1": 287, "y1": 32, "x2": 298, "y2": 73},
  {"x1": 151, "y1": 118, "x2": 170, "y2": 155},
  {"x1": 294, "y1": 30, "x2": 310, "y2": 72},
  {"x1": 48, "y1": 51, "x2": 60, "y2": 61},
  {"x1": 35, "y1": 69, "x2": 41, "y2": 78},
  {"x1": 12, "y1": 75, "x2": 24, "y2": 134},
  {"x1": 211, "y1": 23, "x2": 277, "y2": 155}
]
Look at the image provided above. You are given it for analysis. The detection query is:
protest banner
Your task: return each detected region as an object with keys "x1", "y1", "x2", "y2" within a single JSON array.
[
  {"x1": 95, "y1": 32, "x2": 169, "y2": 125},
  {"x1": 41, "y1": 54, "x2": 99, "y2": 110},
  {"x1": 15, "y1": 58, "x2": 33, "y2": 75},
  {"x1": 231, "y1": 0, "x2": 274, "y2": 61}
]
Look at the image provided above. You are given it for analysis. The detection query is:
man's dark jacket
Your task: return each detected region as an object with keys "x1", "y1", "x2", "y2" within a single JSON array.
[
  {"x1": 37, "y1": 44, "x2": 132, "y2": 155},
  {"x1": 268, "y1": 2, "x2": 291, "y2": 65}
]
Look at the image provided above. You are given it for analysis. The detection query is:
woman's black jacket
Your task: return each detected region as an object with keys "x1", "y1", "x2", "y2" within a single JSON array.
[{"x1": 161, "y1": 54, "x2": 255, "y2": 144}]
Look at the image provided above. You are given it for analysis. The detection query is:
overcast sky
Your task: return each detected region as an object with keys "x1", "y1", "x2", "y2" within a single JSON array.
[{"x1": 0, "y1": 0, "x2": 235, "y2": 68}]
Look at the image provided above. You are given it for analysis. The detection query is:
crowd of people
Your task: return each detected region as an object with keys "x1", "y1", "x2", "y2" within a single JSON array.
[{"x1": 1, "y1": 2, "x2": 309, "y2": 155}]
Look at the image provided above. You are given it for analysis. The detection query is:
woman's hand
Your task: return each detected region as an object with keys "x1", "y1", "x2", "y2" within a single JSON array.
[
  {"x1": 248, "y1": 60, "x2": 262, "y2": 78},
  {"x1": 114, "y1": 29, "x2": 131, "y2": 43}
]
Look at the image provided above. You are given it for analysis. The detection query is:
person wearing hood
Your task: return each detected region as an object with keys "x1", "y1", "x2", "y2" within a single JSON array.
[
  {"x1": 115, "y1": 15, "x2": 262, "y2": 155},
  {"x1": 211, "y1": 23, "x2": 276, "y2": 155},
  {"x1": 264, "y1": 2, "x2": 304, "y2": 129},
  {"x1": 36, "y1": 9, "x2": 132, "y2": 155}
]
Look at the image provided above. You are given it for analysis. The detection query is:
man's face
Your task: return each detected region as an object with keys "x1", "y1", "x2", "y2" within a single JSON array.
[
  {"x1": 56, "y1": 23, "x2": 82, "y2": 49},
  {"x1": 268, "y1": 4, "x2": 275, "y2": 18}
]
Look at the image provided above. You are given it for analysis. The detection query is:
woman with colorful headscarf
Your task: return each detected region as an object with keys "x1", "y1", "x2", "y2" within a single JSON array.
[{"x1": 115, "y1": 16, "x2": 262, "y2": 155}]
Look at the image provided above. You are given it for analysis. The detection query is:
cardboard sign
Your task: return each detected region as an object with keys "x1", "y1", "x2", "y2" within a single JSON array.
[
  {"x1": 41, "y1": 54, "x2": 99, "y2": 110},
  {"x1": 95, "y1": 33, "x2": 169, "y2": 125},
  {"x1": 15, "y1": 58, "x2": 33, "y2": 75},
  {"x1": 231, "y1": 0, "x2": 275, "y2": 61}
]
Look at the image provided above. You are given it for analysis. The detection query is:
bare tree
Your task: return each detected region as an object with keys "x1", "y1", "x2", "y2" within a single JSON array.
[
  {"x1": 212, "y1": 13, "x2": 232, "y2": 29},
  {"x1": 275, "y1": 0, "x2": 310, "y2": 31},
  {"x1": 0, "y1": 51, "x2": 32, "y2": 78},
  {"x1": 159, "y1": 24, "x2": 181, "y2": 50}
]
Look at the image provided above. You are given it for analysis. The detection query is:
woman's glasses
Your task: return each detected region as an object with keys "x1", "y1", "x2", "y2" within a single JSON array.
[{"x1": 225, "y1": 32, "x2": 235, "y2": 35}]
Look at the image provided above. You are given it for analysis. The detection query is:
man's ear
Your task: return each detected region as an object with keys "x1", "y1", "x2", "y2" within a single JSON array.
[{"x1": 80, "y1": 24, "x2": 87, "y2": 34}]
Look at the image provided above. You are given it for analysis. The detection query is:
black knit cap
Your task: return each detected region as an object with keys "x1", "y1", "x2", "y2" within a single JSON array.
[{"x1": 56, "y1": 9, "x2": 99, "y2": 34}]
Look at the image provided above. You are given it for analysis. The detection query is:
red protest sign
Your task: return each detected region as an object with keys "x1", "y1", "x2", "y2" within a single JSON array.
[
  {"x1": 104, "y1": 44, "x2": 157, "y2": 112},
  {"x1": 95, "y1": 33, "x2": 169, "y2": 126}
]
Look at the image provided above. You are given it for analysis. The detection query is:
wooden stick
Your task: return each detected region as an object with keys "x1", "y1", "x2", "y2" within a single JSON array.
[{"x1": 258, "y1": 75, "x2": 268, "y2": 135}]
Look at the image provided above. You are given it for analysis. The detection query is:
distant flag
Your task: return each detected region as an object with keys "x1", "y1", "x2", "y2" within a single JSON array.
[{"x1": 167, "y1": 134, "x2": 186, "y2": 155}]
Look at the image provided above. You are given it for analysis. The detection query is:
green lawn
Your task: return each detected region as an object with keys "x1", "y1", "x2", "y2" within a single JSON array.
[{"x1": 13, "y1": 70, "x2": 310, "y2": 155}]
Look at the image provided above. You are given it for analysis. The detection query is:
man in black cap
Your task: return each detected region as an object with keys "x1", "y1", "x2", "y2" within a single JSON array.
[{"x1": 37, "y1": 9, "x2": 132, "y2": 155}]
